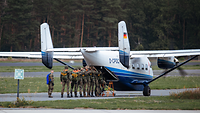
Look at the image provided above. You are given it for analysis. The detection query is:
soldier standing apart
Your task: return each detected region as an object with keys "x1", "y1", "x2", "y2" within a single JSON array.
[
  {"x1": 71, "y1": 68, "x2": 78, "y2": 97},
  {"x1": 47, "y1": 70, "x2": 54, "y2": 98},
  {"x1": 60, "y1": 66, "x2": 72, "y2": 98}
]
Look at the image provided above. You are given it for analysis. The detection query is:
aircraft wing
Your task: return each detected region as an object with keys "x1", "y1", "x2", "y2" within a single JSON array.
[
  {"x1": 130, "y1": 49, "x2": 200, "y2": 58},
  {"x1": 46, "y1": 47, "x2": 119, "y2": 52},
  {"x1": 0, "y1": 52, "x2": 84, "y2": 59},
  {"x1": 0, "y1": 47, "x2": 118, "y2": 60},
  {"x1": 0, "y1": 52, "x2": 42, "y2": 58}
]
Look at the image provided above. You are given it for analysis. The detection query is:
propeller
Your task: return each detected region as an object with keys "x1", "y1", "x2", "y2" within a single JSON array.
[
  {"x1": 176, "y1": 63, "x2": 187, "y2": 77},
  {"x1": 161, "y1": 60, "x2": 187, "y2": 77},
  {"x1": 176, "y1": 57, "x2": 188, "y2": 77}
]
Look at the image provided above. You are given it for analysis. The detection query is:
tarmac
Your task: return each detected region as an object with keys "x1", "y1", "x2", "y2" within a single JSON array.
[
  {"x1": 0, "y1": 88, "x2": 199, "y2": 113},
  {"x1": 0, "y1": 88, "x2": 198, "y2": 102},
  {"x1": 0, "y1": 62, "x2": 199, "y2": 112},
  {"x1": 0, "y1": 70, "x2": 200, "y2": 78}
]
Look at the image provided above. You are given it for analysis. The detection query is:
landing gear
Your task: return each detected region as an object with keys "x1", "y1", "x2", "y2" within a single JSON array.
[{"x1": 143, "y1": 86, "x2": 151, "y2": 96}]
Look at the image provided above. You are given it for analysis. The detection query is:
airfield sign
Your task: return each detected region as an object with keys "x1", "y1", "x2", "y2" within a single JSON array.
[
  {"x1": 14, "y1": 69, "x2": 24, "y2": 100},
  {"x1": 14, "y1": 69, "x2": 24, "y2": 79}
]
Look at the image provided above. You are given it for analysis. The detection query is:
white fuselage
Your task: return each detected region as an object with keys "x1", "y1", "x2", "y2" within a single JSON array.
[{"x1": 81, "y1": 50, "x2": 153, "y2": 84}]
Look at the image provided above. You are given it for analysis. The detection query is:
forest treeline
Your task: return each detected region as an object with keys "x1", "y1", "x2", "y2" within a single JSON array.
[{"x1": 0, "y1": 0, "x2": 200, "y2": 52}]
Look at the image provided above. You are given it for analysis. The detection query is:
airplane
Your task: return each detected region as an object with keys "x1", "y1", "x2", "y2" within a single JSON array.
[{"x1": 1, "y1": 21, "x2": 200, "y2": 96}]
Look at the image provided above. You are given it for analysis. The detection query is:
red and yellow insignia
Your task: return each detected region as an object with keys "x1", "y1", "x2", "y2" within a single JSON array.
[{"x1": 123, "y1": 33, "x2": 127, "y2": 39}]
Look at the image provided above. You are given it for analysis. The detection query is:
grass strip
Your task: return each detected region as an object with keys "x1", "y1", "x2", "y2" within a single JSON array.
[
  {"x1": 170, "y1": 88, "x2": 200, "y2": 99},
  {"x1": 0, "y1": 96, "x2": 199, "y2": 110},
  {"x1": 149, "y1": 76, "x2": 200, "y2": 89},
  {"x1": 0, "y1": 76, "x2": 200, "y2": 94},
  {"x1": 0, "y1": 66, "x2": 80, "y2": 72},
  {"x1": 1, "y1": 65, "x2": 200, "y2": 72}
]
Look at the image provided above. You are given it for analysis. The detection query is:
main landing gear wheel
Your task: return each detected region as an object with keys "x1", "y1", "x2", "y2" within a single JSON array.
[{"x1": 143, "y1": 86, "x2": 151, "y2": 96}]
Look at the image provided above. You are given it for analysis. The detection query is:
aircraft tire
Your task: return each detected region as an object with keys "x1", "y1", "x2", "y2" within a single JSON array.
[{"x1": 143, "y1": 86, "x2": 151, "y2": 96}]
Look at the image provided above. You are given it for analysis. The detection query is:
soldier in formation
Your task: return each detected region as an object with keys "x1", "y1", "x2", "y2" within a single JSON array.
[
  {"x1": 57, "y1": 66, "x2": 107, "y2": 98},
  {"x1": 71, "y1": 68, "x2": 79, "y2": 97},
  {"x1": 60, "y1": 66, "x2": 72, "y2": 98}
]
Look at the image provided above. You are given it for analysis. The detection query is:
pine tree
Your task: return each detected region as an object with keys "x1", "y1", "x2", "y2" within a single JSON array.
[{"x1": 1, "y1": 0, "x2": 36, "y2": 51}]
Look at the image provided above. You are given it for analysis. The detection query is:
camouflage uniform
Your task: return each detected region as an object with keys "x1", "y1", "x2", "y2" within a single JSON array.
[
  {"x1": 48, "y1": 72, "x2": 54, "y2": 98},
  {"x1": 71, "y1": 69, "x2": 78, "y2": 97},
  {"x1": 90, "y1": 68, "x2": 97, "y2": 97},
  {"x1": 98, "y1": 71, "x2": 106, "y2": 94},
  {"x1": 81, "y1": 69, "x2": 87, "y2": 97},
  {"x1": 77, "y1": 68, "x2": 84, "y2": 97},
  {"x1": 95, "y1": 70, "x2": 100, "y2": 96},
  {"x1": 60, "y1": 69, "x2": 72, "y2": 98},
  {"x1": 86, "y1": 68, "x2": 91, "y2": 97}
]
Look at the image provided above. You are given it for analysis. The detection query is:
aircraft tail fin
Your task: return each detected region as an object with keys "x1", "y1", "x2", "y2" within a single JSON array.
[
  {"x1": 40, "y1": 23, "x2": 53, "y2": 69},
  {"x1": 118, "y1": 21, "x2": 130, "y2": 68}
]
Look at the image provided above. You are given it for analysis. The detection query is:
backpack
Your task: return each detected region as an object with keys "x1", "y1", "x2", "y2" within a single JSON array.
[
  {"x1": 46, "y1": 73, "x2": 50, "y2": 84},
  {"x1": 62, "y1": 71, "x2": 69, "y2": 81}
]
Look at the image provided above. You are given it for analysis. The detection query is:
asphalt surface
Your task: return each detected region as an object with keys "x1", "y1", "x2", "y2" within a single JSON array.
[
  {"x1": 0, "y1": 88, "x2": 198, "y2": 102},
  {"x1": 0, "y1": 62, "x2": 199, "y2": 112},
  {"x1": 0, "y1": 62, "x2": 81, "y2": 66},
  {"x1": 0, "y1": 62, "x2": 200, "y2": 77},
  {"x1": 0, "y1": 69, "x2": 200, "y2": 78}
]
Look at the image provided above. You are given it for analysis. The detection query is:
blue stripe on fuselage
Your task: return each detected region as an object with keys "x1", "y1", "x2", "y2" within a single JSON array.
[
  {"x1": 41, "y1": 51, "x2": 45, "y2": 56},
  {"x1": 105, "y1": 66, "x2": 153, "y2": 79},
  {"x1": 105, "y1": 66, "x2": 153, "y2": 91}
]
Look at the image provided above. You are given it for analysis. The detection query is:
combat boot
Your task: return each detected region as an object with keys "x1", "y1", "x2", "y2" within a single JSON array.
[
  {"x1": 67, "y1": 94, "x2": 70, "y2": 98},
  {"x1": 70, "y1": 92, "x2": 73, "y2": 97},
  {"x1": 75, "y1": 93, "x2": 78, "y2": 97},
  {"x1": 91, "y1": 92, "x2": 94, "y2": 97},
  {"x1": 61, "y1": 94, "x2": 63, "y2": 98},
  {"x1": 83, "y1": 93, "x2": 86, "y2": 97},
  {"x1": 49, "y1": 93, "x2": 53, "y2": 98},
  {"x1": 80, "y1": 93, "x2": 83, "y2": 97}
]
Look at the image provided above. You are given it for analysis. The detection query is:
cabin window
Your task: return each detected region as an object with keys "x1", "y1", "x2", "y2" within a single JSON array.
[
  {"x1": 132, "y1": 64, "x2": 135, "y2": 69},
  {"x1": 141, "y1": 64, "x2": 144, "y2": 70},
  {"x1": 137, "y1": 64, "x2": 140, "y2": 69},
  {"x1": 145, "y1": 64, "x2": 148, "y2": 70}
]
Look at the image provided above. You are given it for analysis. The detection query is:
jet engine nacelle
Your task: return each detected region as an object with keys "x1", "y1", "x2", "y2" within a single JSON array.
[
  {"x1": 41, "y1": 51, "x2": 53, "y2": 69},
  {"x1": 157, "y1": 56, "x2": 179, "y2": 69}
]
